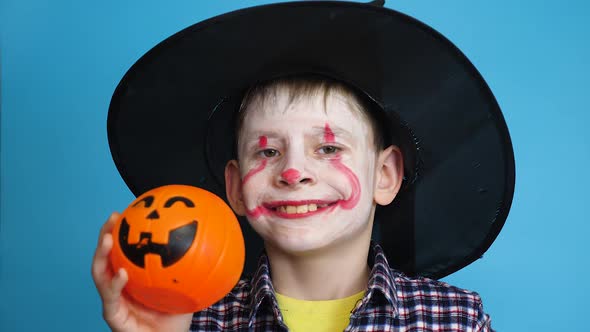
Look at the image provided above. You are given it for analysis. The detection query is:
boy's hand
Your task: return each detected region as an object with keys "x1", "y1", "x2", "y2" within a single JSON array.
[{"x1": 91, "y1": 212, "x2": 193, "y2": 332}]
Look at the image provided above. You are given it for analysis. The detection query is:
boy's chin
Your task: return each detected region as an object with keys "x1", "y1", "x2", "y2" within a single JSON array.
[
  {"x1": 264, "y1": 235, "x2": 354, "y2": 257},
  {"x1": 264, "y1": 236, "x2": 322, "y2": 254}
]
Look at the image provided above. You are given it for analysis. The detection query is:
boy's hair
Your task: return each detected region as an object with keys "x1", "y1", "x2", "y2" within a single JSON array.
[{"x1": 234, "y1": 75, "x2": 390, "y2": 155}]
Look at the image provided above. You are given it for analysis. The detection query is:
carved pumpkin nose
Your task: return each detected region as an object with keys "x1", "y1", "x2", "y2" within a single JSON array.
[{"x1": 147, "y1": 210, "x2": 160, "y2": 219}]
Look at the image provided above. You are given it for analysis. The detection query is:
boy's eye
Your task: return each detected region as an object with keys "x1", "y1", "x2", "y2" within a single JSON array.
[
  {"x1": 318, "y1": 145, "x2": 340, "y2": 154},
  {"x1": 260, "y1": 149, "x2": 280, "y2": 158}
]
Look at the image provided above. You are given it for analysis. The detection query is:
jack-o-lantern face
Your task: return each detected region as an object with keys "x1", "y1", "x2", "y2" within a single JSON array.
[
  {"x1": 109, "y1": 185, "x2": 245, "y2": 314},
  {"x1": 119, "y1": 195, "x2": 198, "y2": 268}
]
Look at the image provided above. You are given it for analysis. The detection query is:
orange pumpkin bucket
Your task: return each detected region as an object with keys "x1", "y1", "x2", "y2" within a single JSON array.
[{"x1": 109, "y1": 185, "x2": 245, "y2": 313}]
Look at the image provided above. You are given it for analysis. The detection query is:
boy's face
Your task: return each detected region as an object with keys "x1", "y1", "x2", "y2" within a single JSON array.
[{"x1": 225, "y1": 88, "x2": 396, "y2": 254}]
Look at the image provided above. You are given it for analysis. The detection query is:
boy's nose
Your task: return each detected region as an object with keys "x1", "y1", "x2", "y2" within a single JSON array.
[
  {"x1": 281, "y1": 169, "x2": 301, "y2": 184},
  {"x1": 277, "y1": 168, "x2": 313, "y2": 186}
]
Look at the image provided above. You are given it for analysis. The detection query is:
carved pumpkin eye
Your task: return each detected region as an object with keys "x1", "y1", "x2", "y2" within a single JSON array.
[
  {"x1": 164, "y1": 196, "x2": 195, "y2": 208},
  {"x1": 133, "y1": 195, "x2": 154, "y2": 208}
]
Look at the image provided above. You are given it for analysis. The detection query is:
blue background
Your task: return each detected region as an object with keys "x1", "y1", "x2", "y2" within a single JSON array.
[{"x1": 1, "y1": 0, "x2": 588, "y2": 330}]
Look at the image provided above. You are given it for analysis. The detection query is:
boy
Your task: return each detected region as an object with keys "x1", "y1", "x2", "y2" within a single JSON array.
[{"x1": 93, "y1": 1, "x2": 514, "y2": 331}]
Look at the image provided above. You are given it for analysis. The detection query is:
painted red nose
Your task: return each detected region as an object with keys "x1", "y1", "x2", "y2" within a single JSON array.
[{"x1": 281, "y1": 168, "x2": 301, "y2": 184}]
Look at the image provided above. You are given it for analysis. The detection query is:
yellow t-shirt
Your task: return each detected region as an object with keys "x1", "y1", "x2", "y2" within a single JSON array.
[{"x1": 275, "y1": 291, "x2": 365, "y2": 332}]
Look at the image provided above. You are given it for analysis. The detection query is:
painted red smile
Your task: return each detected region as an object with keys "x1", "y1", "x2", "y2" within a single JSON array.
[{"x1": 263, "y1": 200, "x2": 338, "y2": 219}]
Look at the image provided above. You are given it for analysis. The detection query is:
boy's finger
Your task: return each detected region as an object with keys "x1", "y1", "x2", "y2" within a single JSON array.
[
  {"x1": 102, "y1": 268, "x2": 128, "y2": 321},
  {"x1": 111, "y1": 268, "x2": 128, "y2": 295},
  {"x1": 98, "y1": 212, "x2": 120, "y2": 240},
  {"x1": 92, "y1": 212, "x2": 119, "y2": 276},
  {"x1": 92, "y1": 233, "x2": 114, "y2": 288}
]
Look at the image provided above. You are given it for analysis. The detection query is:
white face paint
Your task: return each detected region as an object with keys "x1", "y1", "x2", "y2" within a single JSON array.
[{"x1": 235, "y1": 88, "x2": 381, "y2": 253}]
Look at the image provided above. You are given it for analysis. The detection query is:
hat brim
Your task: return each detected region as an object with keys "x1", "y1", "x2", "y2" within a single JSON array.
[{"x1": 108, "y1": 1, "x2": 515, "y2": 279}]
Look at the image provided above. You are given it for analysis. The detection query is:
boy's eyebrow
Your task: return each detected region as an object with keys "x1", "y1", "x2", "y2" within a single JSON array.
[
  {"x1": 242, "y1": 131, "x2": 282, "y2": 145},
  {"x1": 310, "y1": 125, "x2": 353, "y2": 141},
  {"x1": 242, "y1": 126, "x2": 354, "y2": 145}
]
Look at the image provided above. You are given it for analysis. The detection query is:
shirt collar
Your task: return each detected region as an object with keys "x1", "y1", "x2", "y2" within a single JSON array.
[
  {"x1": 248, "y1": 251, "x2": 283, "y2": 327},
  {"x1": 247, "y1": 242, "x2": 400, "y2": 324},
  {"x1": 352, "y1": 242, "x2": 399, "y2": 317}
]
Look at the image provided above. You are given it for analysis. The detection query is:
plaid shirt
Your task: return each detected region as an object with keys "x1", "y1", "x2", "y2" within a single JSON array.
[{"x1": 191, "y1": 243, "x2": 493, "y2": 331}]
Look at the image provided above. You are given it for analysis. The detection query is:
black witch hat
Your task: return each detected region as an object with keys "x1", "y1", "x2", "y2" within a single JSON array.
[{"x1": 107, "y1": 0, "x2": 515, "y2": 279}]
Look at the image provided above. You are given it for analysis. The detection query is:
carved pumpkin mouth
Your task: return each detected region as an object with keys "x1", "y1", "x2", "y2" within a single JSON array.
[{"x1": 119, "y1": 218, "x2": 198, "y2": 268}]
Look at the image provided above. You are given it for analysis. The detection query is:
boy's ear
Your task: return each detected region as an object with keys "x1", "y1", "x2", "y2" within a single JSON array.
[
  {"x1": 374, "y1": 145, "x2": 404, "y2": 206},
  {"x1": 224, "y1": 160, "x2": 247, "y2": 216}
]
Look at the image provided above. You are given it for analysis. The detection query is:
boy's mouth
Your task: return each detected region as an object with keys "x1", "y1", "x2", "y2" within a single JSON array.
[{"x1": 264, "y1": 200, "x2": 337, "y2": 217}]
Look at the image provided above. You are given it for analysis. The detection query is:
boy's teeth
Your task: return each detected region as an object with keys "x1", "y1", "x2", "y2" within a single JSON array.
[{"x1": 278, "y1": 203, "x2": 318, "y2": 214}]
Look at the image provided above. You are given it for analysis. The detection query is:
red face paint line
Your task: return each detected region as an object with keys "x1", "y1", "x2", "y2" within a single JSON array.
[
  {"x1": 323, "y1": 123, "x2": 360, "y2": 209},
  {"x1": 324, "y1": 123, "x2": 335, "y2": 143},
  {"x1": 281, "y1": 168, "x2": 301, "y2": 184},
  {"x1": 242, "y1": 135, "x2": 269, "y2": 185},
  {"x1": 242, "y1": 160, "x2": 267, "y2": 185},
  {"x1": 331, "y1": 160, "x2": 361, "y2": 209},
  {"x1": 258, "y1": 135, "x2": 268, "y2": 148},
  {"x1": 246, "y1": 206, "x2": 270, "y2": 219}
]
